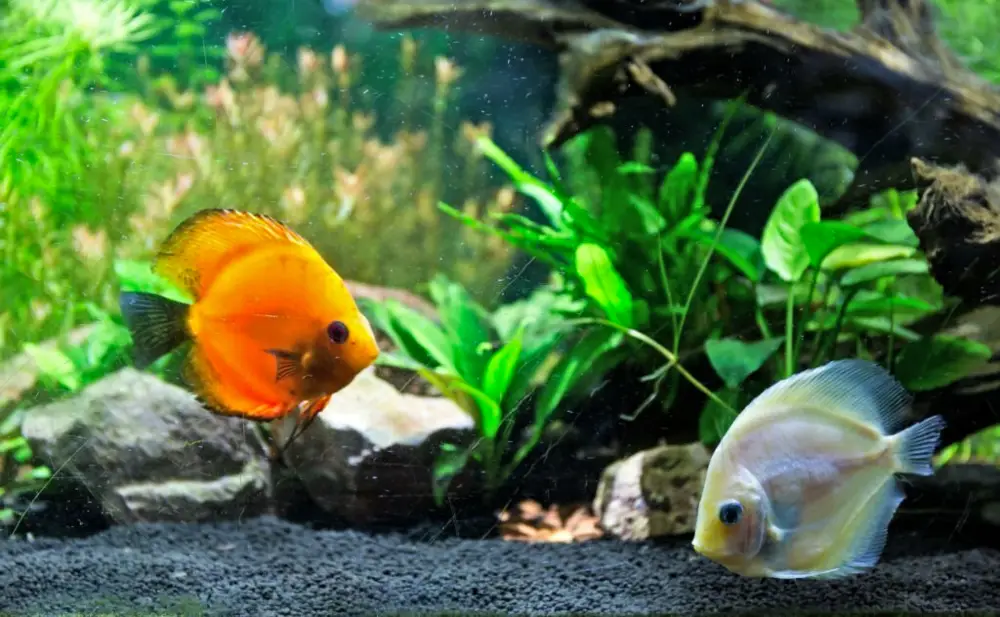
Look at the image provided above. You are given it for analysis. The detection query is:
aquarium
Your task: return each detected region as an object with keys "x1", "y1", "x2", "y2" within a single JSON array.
[{"x1": 3, "y1": 0, "x2": 1000, "y2": 615}]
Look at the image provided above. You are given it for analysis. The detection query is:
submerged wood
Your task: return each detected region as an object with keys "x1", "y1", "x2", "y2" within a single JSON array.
[{"x1": 360, "y1": 0, "x2": 1000, "y2": 208}]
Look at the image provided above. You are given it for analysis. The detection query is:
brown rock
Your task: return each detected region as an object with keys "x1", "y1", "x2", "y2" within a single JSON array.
[{"x1": 593, "y1": 442, "x2": 710, "y2": 540}]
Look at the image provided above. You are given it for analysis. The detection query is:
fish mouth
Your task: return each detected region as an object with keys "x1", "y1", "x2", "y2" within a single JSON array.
[{"x1": 691, "y1": 538, "x2": 706, "y2": 555}]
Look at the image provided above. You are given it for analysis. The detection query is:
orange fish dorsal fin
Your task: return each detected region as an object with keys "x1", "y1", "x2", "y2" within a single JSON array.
[{"x1": 153, "y1": 208, "x2": 314, "y2": 298}]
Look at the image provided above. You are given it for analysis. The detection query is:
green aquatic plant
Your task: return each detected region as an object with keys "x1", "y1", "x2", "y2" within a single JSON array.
[
  {"x1": 362, "y1": 274, "x2": 612, "y2": 502},
  {"x1": 117, "y1": 0, "x2": 225, "y2": 94},
  {"x1": 442, "y1": 123, "x2": 993, "y2": 449},
  {"x1": 698, "y1": 181, "x2": 993, "y2": 444},
  {"x1": 0, "y1": 0, "x2": 159, "y2": 210},
  {"x1": 440, "y1": 110, "x2": 768, "y2": 425}
]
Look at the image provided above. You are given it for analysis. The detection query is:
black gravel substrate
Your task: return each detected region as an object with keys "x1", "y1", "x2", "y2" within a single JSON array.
[{"x1": 0, "y1": 515, "x2": 998, "y2": 617}]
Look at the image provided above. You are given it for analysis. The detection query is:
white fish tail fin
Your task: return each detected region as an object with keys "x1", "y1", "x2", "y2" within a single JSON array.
[
  {"x1": 891, "y1": 415, "x2": 946, "y2": 476},
  {"x1": 740, "y1": 359, "x2": 912, "y2": 434}
]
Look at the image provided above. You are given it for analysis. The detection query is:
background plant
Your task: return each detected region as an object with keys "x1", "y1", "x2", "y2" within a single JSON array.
[{"x1": 1, "y1": 30, "x2": 518, "y2": 365}]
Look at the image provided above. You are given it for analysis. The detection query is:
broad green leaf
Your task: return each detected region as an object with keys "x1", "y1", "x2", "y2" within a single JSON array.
[
  {"x1": 755, "y1": 282, "x2": 812, "y2": 308},
  {"x1": 23, "y1": 343, "x2": 81, "y2": 392},
  {"x1": 534, "y1": 328, "x2": 623, "y2": 428},
  {"x1": 894, "y1": 335, "x2": 993, "y2": 392},
  {"x1": 840, "y1": 258, "x2": 929, "y2": 287},
  {"x1": 482, "y1": 327, "x2": 525, "y2": 409},
  {"x1": 761, "y1": 179, "x2": 821, "y2": 282},
  {"x1": 800, "y1": 221, "x2": 869, "y2": 268},
  {"x1": 846, "y1": 316, "x2": 921, "y2": 341},
  {"x1": 0, "y1": 437, "x2": 27, "y2": 455},
  {"x1": 822, "y1": 244, "x2": 916, "y2": 271},
  {"x1": 451, "y1": 380, "x2": 504, "y2": 440},
  {"x1": 431, "y1": 442, "x2": 473, "y2": 506},
  {"x1": 689, "y1": 226, "x2": 763, "y2": 281},
  {"x1": 845, "y1": 294, "x2": 937, "y2": 322},
  {"x1": 626, "y1": 194, "x2": 667, "y2": 235},
  {"x1": 863, "y1": 219, "x2": 919, "y2": 248},
  {"x1": 698, "y1": 388, "x2": 741, "y2": 446},
  {"x1": 492, "y1": 288, "x2": 584, "y2": 344},
  {"x1": 416, "y1": 369, "x2": 480, "y2": 424},
  {"x1": 381, "y1": 300, "x2": 455, "y2": 373},
  {"x1": 373, "y1": 350, "x2": 425, "y2": 372},
  {"x1": 114, "y1": 259, "x2": 191, "y2": 303},
  {"x1": 705, "y1": 337, "x2": 784, "y2": 389},
  {"x1": 618, "y1": 162, "x2": 656, "y2": 175},
  {"x1": 657, "y1": 152, "x2": 698, "y2": 223},
  {"x1": 428, "y1": 274, "x2": 493, "y2": 386},
  {"x1": 574, "y1": 243, "x2": 634, "y2": 327},
  {"x1": 804, "y1": 313, "x2": 921, "y2": 341},
  {"x1": 476, "y1": 136, "x2": 566, "y2": 228},
  {"x1": 504, "y1": 329, "x2": 565, "y2": 414}
]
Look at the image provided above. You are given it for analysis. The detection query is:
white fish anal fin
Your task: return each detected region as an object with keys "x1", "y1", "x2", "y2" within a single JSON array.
[
  {"x1": 739, "y1": 359, "x2": 912, "y2": 435},
  {"x1": 890, "y1": 414, "x2": 947, "y2": 476},
  {"x1": 767, "y1": 477, "x2": 906, "y2": 580}
]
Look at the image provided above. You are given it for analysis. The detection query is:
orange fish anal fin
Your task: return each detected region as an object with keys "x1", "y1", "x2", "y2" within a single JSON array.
[
  {"x1": 183, "y1": 345, "x2": 291, "y2": 422},
  {"x1": 265, "y1": 348, "x2": 304, "y2": 382},
  {"x1": 153, "y1": 208, "x2": 314, "y2": 298}
]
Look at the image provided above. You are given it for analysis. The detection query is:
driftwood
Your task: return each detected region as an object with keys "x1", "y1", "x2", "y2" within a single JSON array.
[{"x1": 359, "y1": 0, "x2": 1000, "y2": 205}]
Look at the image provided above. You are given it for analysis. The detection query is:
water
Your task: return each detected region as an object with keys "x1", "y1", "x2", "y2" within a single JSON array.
[{"x1": 2, "y1": 0, "x2": 1000, "y2": 615}]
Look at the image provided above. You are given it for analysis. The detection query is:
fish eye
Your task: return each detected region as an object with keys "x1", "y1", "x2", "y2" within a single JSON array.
[
  {"x1": 718, "y1": 500, "x2": 743, "y2": 526},
  {"x1": 327, "y1": 320, "x2": 349, "y2": 344}
]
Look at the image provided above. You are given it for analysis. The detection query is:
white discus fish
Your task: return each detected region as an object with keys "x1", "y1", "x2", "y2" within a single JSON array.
[{"x1": 691, "y1": 358, "x2": 946, "y2": 579}]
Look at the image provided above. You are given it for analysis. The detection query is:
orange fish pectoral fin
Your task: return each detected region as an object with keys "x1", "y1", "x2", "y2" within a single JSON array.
[
  {"x1": 153, "y1": 208, "x2": 314, "y2": 298},
  {"x1": 265, "y1": 348, "x2": 304, "y2": 382},
  {"x1": 182, "y1": 345, "x2": 291, "y2": 422},
  {"x1": 273, "y1": 395, "x2": 331, "y2": 459}
]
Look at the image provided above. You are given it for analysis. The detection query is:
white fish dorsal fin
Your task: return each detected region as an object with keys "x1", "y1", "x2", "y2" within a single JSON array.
[{"x1": 740, "y1": 359, "x2": 912, "y2": 435}]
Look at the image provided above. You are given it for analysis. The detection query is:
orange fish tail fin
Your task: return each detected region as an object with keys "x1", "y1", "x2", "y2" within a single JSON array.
[
  {"x1": 119, "y1": 291, "x2": 191, "y2": 369},
  {"x1": 153, "y1": 208, "x2": 314, "y2": 298}
]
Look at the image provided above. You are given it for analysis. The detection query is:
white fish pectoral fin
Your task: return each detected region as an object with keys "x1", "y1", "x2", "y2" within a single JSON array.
[
  {"x1": 738, "y1": 359, "x2": 912, "y2": 435},
  {"x1": 891, "y1": 414, "x2": 946, "y2": 476}
]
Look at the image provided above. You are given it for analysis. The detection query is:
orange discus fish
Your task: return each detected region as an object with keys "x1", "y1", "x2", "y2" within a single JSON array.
[{"x1": 118, "y1": 208, "x2": 380, "y2": 452}]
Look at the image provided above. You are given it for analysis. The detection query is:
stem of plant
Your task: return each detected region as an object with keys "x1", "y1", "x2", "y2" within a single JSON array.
[
  {"x1": 886, "y1": 286, "x2": 896, "y2": 372},
  {"x1": 784, "y1": 285, "x2": 796, "y2": 378},
  {"x1": 565, "y1": 317, "x2": 737, "y2": 416},
  {"x1": 815, "y1": 286, "x2": 858, "y2": 365},
  {"x1": 676, "y1": 125, "x2": 775, "y2": 356},
  {"x1": 791, "y1": 268, "x2": 820, "y2": 368}
]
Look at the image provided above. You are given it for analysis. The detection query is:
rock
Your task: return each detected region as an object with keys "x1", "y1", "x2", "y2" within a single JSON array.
[
  {"x1": 274, "y1": 367, "x2": 477, "y2": 525},
  {"x1": 593, "y1": 442, "x2": 710, "y2": 540},
  {"x1": 20, "y1": 368, "x2": 272, "y2": 524}
]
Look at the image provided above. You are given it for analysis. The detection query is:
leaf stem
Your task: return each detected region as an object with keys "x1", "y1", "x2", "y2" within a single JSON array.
[
  {"x1": 676, "y1": 125, "x2": 775, "y2": 355},
  {"x1": 565, "y1": 317, "x2": 737, "y2": 416},
  {"x1": 792, "y1": 268, "x2": 820, "y2": 368},
  {"x1": 785, "y1": 286, "x2": 796, "y2": 377}
]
